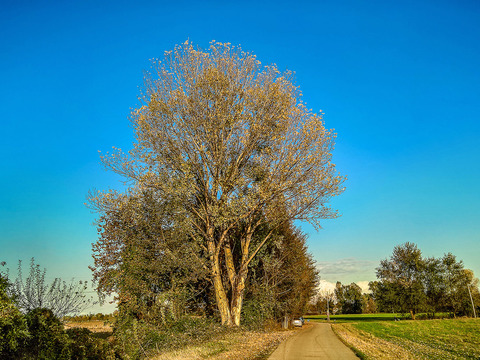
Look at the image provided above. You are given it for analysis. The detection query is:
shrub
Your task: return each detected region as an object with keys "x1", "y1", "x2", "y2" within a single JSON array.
[
  {"x1": 0, "y1": 301, "x2": 29, "y2": 359},
  {"x1": 0, "y1": 270, "x2": 29, "y2": 359},
  {"x1": 24, "y1": 308, "x2": 71, "y2": 359},
  {"x1": 167, "y1": 316, "x2": 224, "y2": 344},
  {"x1": 2, "y1": 265, "x2": 115, "y2": 359},
  {"x1": 65, "y1": 327, "x2": 115, "y2": 360},
  {"x1": 241, "y1": 294, "x2": 275, "y2": 329},
  {"x1": 415, "y1": 313, "x2": 428, "y2": 320},
  {"x1": 112, "y1": 314, "x2": 226, "y2": 359},
  {"x1": 112, "y1": 315, "x2": 161, "y2": 359}
]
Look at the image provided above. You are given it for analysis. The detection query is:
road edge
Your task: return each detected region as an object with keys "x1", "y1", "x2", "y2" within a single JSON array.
[{"x1": 330, "y1": 323, "x2": 367, "y2": 359}]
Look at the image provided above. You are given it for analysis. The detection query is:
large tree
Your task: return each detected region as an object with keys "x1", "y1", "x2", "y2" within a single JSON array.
[
  {"x1": 89, "y1": 41, "x2": 345, "y2": 326},
  {"x1": 375, "y1": 242, "x2": 425, "y2": 319},
  {"x1": 334, "y1": 282, "x2": 363, "y2": 314},
  {"x1": 423, "y1": 256, "x2": 445, "y2": 318},
  {"x1": 90, "y1": 189, "x2": 209, "y2": 324},
  {"x1": 441, "y1": 253, "x2": 479, "y2": 317}
]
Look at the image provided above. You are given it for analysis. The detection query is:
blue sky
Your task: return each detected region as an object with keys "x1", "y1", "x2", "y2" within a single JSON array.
[{"x1": 1, "y1": 0, "x2": 479, "y2": 312}]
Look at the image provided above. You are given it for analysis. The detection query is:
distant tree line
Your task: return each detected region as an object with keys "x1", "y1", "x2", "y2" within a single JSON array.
[
  {"x1": 313, "y1": 282, "x2": 376, "y2": 315},
  {"x1": 313, "y1": 243, "x2": 479, "y2": 319}
]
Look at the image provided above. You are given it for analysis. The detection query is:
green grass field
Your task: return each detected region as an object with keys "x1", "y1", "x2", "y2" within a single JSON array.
[
  {"x1": 308, "y1": 314, "x2": 480, "y2": 359},
  {"x1": 306, "y1": 313, "x2": 402, "y2": 323},
  {"x1": 351, "y1": 319, "x2": 480, "y2": 359}
]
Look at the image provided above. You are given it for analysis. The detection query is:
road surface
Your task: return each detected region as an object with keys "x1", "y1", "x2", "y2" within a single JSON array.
[{"x1": 268, "y1": 322, "x2": 358, "y2": 360}]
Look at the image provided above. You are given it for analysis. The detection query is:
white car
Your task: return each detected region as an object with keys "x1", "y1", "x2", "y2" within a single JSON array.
[{"x1": 292, "y1": 319, "x2": 303, "y2": 327}]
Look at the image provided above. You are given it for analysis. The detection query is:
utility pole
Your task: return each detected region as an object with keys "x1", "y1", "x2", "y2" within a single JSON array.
[
  {"x1": 467, "y1": 284, "x2": 477, "y2": 318},
  {"x1": 327, "y1": 295, "x2": 331, "y2": 322}
]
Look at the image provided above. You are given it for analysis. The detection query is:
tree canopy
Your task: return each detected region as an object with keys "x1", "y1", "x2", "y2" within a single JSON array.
[
  {"x1": 89, "y1": 40, "x2": 345, "y2": 326},
  {"x1": 371, "y1": 243, "x2": 479, "y2": 319}
]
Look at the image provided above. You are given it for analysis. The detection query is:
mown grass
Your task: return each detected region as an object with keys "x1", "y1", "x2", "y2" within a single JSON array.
[
  {"x1": 334, "y1": 317, "x2": 480, "y2": 359},
  {"x1": 305, "y1": 313, "x2": 403, "y2": 323}
]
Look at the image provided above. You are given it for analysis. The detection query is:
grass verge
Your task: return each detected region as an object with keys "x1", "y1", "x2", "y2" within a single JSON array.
[
  {"x1": 150, "y1": 327, "x2": 296, "y2": 360},
  {"x1": 65, "y1": 317, "x2": 298, "y2": 359},
  {"x1": 333, "y1": 318, "x2": 480, "y2": 359},
  {"x1": 330, "y1": 324, "x2": 368, "y2": 360}
]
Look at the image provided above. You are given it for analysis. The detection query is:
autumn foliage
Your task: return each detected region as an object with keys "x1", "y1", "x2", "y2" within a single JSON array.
[{"x1": 89, "y1": 41, "x2": 344, "y2": 326}]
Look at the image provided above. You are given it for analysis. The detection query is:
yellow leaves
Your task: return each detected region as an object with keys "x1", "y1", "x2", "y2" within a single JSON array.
[{"x1": 100, "y1": 40, "x2": 345, "y2": 241}]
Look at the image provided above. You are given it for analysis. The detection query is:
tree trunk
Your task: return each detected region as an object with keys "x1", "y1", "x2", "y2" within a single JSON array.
[
  {"x1": 208, "y1": 235, "x2": 232, "y2": 326},
  {"x1": 208, "y1": 229, "x2": 259, "y2": 326},
  {"x1": 410, "y1": 309, "x2": 416, "y2": 320},
  {"x1": 211, "y1": 259, "x2": 232, "y2": 325},
  {"x1": 230, "y1": 271, "x2": 247, "y2": 326}
]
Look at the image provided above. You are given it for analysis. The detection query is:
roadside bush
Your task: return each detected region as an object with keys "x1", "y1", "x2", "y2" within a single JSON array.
[
  {"x1": 0, "y1": 270, "x2": 29, "y2": 359},
  {"x1": 24, "y1": 308, "x2": 71, "y2": 359},
  {"x1": 2, "y1": 264, "x2": 115, "y2": 359},
  {"x1": 241, "y1": 295, "x2": 275, "y2": 329},
  {"x1": 112, "y1": 315, "x2": 162, "y2": 359},
  {"x1": 0, "y1": 301, "x2": 29, "y2": 359},
  {"x1": 113, "y1": 314, "x2": 226, "y2": 359},
  {"x1": 167, "y1": 316, "x2": 224, "y2": 344},
  {"x1": 65, "y1": 327, "x2": 115, "y2": 360}
]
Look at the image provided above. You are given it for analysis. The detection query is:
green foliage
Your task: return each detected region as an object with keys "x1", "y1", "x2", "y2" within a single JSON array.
[
  {"x1": 91, "y1": 190, "x2": 209, "y2": 325},
  {"x1": 1, "y1": 265, "x2": 116, "y2": 360},
  {"x1": 0, "y1": 302, "x2": 29, "y2": 358},
  {"x1": 113, "y1": 314, "x2": 168, "y2": 359},
  {"x1": 20, "y1": 308, "x2": 116, "y2": 360},
  {"x1": 0, "y1": 293, "x2": 29, "y2": 358},
  {"x1": 372, "y1": 243, "x2": 480, "y2": 318},
  {"x1": 307, "y1": 313, "x2": 405, "y2": 323},
  {"x1": 64, "y1": 313, "x2": 116, "y2": 322},
  {"x1": 24, "y1": 308, "x2": 71, "y2": 359},
  {"x1": 65, "y1": 327, "x2": 115, "y2": 360},
  {"x1": 0, "y1": 268, "x2": 10, "y2": 300},
  {"x1": 0, "y1": 265, "x2": 29, "y2": 359},
  {"x1": 243, "y1": 222, "x2": 319, "y2": 325},
  {"x1": 241, "y1": 290, "x2": 276, "y2": 328},
  {"x1": 361, "y1": 293, "x2": 377, "y2": 314},
  {"x1": 441, "y1": 253, "x2": 478, "y2": 317},
  {"x1": 335, "y1": 282, "x2": 363, "y2": 314},
  {"x1": 376, "y1": 242, "x2": 425, "y2": 318}
]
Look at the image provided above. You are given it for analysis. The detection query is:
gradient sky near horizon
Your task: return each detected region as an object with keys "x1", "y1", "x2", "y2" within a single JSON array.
[{"x1": 1, "y1": 0, "x2": 479, "y2": 313}]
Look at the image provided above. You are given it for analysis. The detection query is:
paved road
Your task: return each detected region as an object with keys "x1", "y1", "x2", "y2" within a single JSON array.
[{"x1": 268, "y1": 323, "x2": 358, "y2": 360}]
